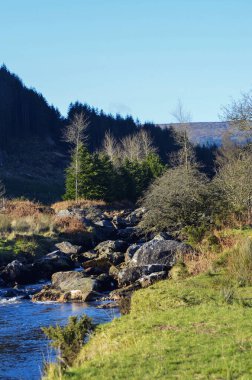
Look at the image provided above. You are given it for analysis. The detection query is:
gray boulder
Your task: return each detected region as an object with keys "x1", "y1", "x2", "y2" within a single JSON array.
[
  {"x1": 118, "y1": 264, "x2": 167, "y2": 287},
  {"x1": 130, "y1": 239, "x2": 192, "y2": 268},
  {"x1": 34, "y1": 250, "x2": 75, "y2": 276}
]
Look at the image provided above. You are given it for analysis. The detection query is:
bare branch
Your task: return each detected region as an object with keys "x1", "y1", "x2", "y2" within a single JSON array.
[{"x1": 63, "y1": 112, "x2": 89, "y2": 147}]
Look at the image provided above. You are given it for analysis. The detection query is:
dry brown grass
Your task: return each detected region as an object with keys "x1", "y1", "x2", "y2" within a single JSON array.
[
  {"x1": 51, "y1": 199, "x2": 106, "y2": 213},
  {"x1": 4, "y1": 199, "x2": 52, "y2": 218},
  {"x1": 52, "y1": 216, "x2": 86, "y2": 234},
  {"x1": 184, "y1": 251, "x2": 217, "y2": 276}
]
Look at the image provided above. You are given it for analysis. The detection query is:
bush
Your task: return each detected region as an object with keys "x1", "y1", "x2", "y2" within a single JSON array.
[
  {"x1": 42, "y1": 315, "x2": 94, "y2": 368},
  {"x1": 140, "y1": 165, "x2": 210, "y2": 233},
  {"x1": 227, "y1": 238, "x2": 252, "y2": 286}
]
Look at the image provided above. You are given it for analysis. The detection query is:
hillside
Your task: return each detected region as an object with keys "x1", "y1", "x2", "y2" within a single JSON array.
[{"x1": 0, "y1": 66, "x2": 218, "y2": 202}]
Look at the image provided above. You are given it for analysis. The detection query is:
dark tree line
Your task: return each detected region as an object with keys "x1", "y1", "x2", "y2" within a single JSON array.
[
  {"x1": 0, "y1": 65, "x2": 217, "y2": 176},
  {"x1": 0, "y1": 65, "x2": 63, "y2": 148}
]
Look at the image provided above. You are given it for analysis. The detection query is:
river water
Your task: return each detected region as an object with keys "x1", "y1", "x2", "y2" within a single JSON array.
[{"x1": 0, "y1": 285, "x2": 119, "y2": 380}]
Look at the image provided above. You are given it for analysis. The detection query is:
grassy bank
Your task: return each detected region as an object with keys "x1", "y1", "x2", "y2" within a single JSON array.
[{"x1": 45, "y1": 237, "x2": 252, "y2": 380}]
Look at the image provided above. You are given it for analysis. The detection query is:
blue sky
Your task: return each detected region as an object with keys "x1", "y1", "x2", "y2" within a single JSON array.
[{"x1": 1, "y1": 0, "x2": 252, "y2": 123}]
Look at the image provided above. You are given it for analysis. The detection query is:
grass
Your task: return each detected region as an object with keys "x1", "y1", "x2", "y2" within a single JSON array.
[{"x1": 44, "y1": 268, "x2": 252, "y2": 380}]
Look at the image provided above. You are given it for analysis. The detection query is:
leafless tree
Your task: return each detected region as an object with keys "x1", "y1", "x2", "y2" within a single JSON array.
[
  {"x1": 121, "y1": 129, "x2": 156, "y2": 162},
  {"x1": 102, "y1": 131, "x2": 120, "y2": 165},
  {"x1": 138, "y1": 129, "x2": 157, "y2": 158},
  {"x1": 220, "y1": 91, "x2": 252, "y2": 131},
  {"x1": 63, "y1": 112, "x2": 89, "y2": 201},
  {"x1": 214, "y1": 147, "x2": 252, "y2": 224},
  {"x1": 121, "y1": 133, "x2": 142, "y2": 162},
  {"x1": 171, "y1": 99, "x2": 195, "y2": 170}
]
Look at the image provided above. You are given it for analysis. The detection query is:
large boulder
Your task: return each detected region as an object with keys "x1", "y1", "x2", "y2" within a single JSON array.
[
  {"x1": 82, "y1": 257, "x2": 112, "y2": 273},
  {"x1": 33, "y1": 250, "x2": 75, "y2": 277},
  {"x1": 118, "y1": 264, "x2": 167, "y2": 287},
  {"x1": 130, "y1": 239, "x2": 192, "y2": 268},
  {"x1": 93, "y1": 220, "x2": 117, "y2": 241},
  {"x1": 0, "y1": 260, "x2": 37, "y2": 285},
  {"x1": 33, "y1": 271, "x2": 100, "y2": 302}
]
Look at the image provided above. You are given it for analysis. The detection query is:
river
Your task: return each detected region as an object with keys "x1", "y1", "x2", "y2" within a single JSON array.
[{"x1": 0, "y1": 284, "x2": 119, "y2": 380}]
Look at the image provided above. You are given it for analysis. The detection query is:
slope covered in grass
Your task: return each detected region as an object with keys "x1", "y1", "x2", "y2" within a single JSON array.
[{"x1": 46, "y1": 269, "x2": 252, "y2": 380}]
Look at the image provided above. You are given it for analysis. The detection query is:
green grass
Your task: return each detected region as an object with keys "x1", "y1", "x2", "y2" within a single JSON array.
[
  {"x1": 45, "y1": 272, "x2": 252, "y2": 380},
  {"x1": 0, "y1": 235, "x2": 57, "y2": 265}
]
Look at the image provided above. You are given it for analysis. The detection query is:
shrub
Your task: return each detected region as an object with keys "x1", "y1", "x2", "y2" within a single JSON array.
[
  {"x1": 140, "y1": 165, "x2": 210, "y2": 233},
  {"x1": 227, "y1": 238, "x2": 252, "y2": 286},
  {"x1": 42, "y1": 315, "x2": 93, "y2": 367}
]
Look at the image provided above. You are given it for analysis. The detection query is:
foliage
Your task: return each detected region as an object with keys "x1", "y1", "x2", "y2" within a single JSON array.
[
  {"x1": 42, "y1": 315, "x2": 94, "y2": 368},
  {"x1": 140, "y1": 165, "x2": 210, "y2": 233},
  {"x1": 214, "y1": 146, "x2": 252, "y2": 224}
]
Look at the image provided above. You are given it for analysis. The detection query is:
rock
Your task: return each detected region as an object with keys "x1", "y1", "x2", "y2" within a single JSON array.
[
  {"x1": 117, "y1": 227, "x2": 139, "y2": 240},
  {"x1": 32, "y1": 286, "x2": 64, "y2": 302},
  {"x1": 94, "y1": 221, "x2": 117, "y2": 241},
  {"x1": 152, "y1": 232, "x2": 172, "y2": 241},
  {"x1": 33, "y1": 250, "x2": 75, "y2": 278},
  {"x1": 82, "y1": 257, "x2": 112, "y2": 273},
  {"x1": 55, "y1": 241, "x2": 82, "y2": 255},
  {"x1": 94, "y1": 240, "x2": 128, "y2": 255},
  {"x1": 125, "y1": 243, "x2": 143, "y2": 262},
  {"x1": 118, "y1": 264, "x2": 167, "y2": 287},
  {"x1": 0, "y1": 260, "x2": 37, "y2": 285},
  {"x1": 130, "y1": 239, "x2": 192, "y2": 268},
  {"x1": 106, "y1": 251, "x2": 125, "y2": 266},
  {"x1": 138, "y1": 271, "x2": 167, "y2": 288},
  {"x1": 96, "y1": 273, "x2": 117, "y2": 291},
  {"x1": 33, "y1": 271, "x2": 100, "y2": 302},
  {"x1": 125, "y1": 208, "x2": 145, "y2": 225},
  {"x1": 95, "y1": 220, "x2": 115, "y2": 229},
  {"x1": 109, "y1": 265, "x2": 120, "y2": 280},
  {"x1": 112, "y1": 216, "x2": 128, "y2": 228},
  {"x1": 52, "y1": 271, "x2": 94, "y2": 291},
  {"x1": 78, "y1": 251, "x2": 99, "y2": 262}
]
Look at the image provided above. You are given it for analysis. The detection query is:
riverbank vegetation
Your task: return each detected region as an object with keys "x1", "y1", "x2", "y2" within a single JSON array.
[{"x1": 44, "y1": 229, "x2": 252, "y2": 379}]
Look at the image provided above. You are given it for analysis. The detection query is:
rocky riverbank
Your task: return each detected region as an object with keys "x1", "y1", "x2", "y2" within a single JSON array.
[{"x1": 0, "y1": 203, "x2": 193, "y2": 303}]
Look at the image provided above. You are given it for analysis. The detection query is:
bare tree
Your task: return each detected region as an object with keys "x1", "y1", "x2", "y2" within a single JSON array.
[
  {"x1": 171, "y1": 99, "x2": 195, "y2": 170},
  {"x1": 121, "y1": 129, "x2": 157, "y2": 162},
  {"x1": 220, "y1": 91, "x2": 252, "y2": 131},
  {"x1": 102, "y1": 131, "x2": 120, "y2": 165},
  {"x1": 63, "y1": 112, "x2": 89, "y2": 201},
  {"x1": 138, "y1": 129, "x2": 157, "y2": 158},
  {"x1": 215, "y1": 147, "x2": 252, "y2": 224},
  {"x1": 121, "y1": 133, "x2": 142, "y2": 162}
]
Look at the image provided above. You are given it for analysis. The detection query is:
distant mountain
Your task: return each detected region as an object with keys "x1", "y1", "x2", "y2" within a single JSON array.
[
  {"x1": 159, "y1": 121, "x2": 248, "y2": 146},
  {"x1": 159, "y1": 122, "x2": 228, "y2": 145}
]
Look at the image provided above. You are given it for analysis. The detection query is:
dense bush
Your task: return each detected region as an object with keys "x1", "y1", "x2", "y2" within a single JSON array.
[
  {"x1": 42, "y1": 315, "x2": 94, "y2": 367},
  {"x1": 140, "y1": 165, "x2": 210, "y2": 233}
]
